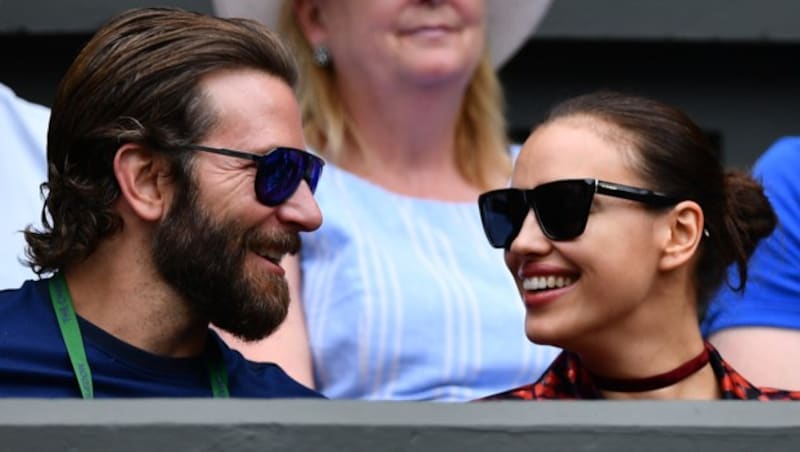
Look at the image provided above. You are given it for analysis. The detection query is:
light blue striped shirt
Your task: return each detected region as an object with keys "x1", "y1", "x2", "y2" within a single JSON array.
[{"x1": 300, "y1": 163, "x2": 560, "y2": 400}]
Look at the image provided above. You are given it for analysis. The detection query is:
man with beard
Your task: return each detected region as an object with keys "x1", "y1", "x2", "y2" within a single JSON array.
[{"x1": 0, "y1": 7, "x2": 324, "y2": 398}]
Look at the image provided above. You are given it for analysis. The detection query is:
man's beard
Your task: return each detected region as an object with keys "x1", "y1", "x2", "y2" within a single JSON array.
[{"x1": 152, "y1": 178, "x2": 300, "y2": 341}]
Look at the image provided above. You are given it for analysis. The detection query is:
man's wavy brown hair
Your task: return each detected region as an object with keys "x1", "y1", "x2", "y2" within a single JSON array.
[{"x1": 25, "y1": 7, "x2": 297, "y2": 275}]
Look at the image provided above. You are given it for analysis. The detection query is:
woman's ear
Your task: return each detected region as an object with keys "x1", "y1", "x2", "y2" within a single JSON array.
[
  {"x1": 294, "y1": 0, "x2": 328, "y2": 46},
  {"x1": 658, "y1": 200, "x2": 705, "y2": 271},
  {"x1": 113, "y1": 144, "x2": 174, "y2": 222}
]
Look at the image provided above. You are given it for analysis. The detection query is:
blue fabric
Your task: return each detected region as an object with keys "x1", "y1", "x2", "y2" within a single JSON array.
[
  {"x1": 300, "y1": 159, "x2": 560, "y2": 401},
  {"x1": 0, "y1": 279, "x2": 322, "y2": 398},
  {"x1": 702, "y1": 137, "x2": 800, "y2": 335},
  {"x1": 0, "y1": 83, "x2": 49, "y2": 290}
]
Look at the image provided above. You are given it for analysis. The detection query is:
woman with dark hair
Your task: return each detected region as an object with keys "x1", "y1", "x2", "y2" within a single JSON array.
[{"x1": 478, "y1": 91, "x2": 800, "y2": 399}]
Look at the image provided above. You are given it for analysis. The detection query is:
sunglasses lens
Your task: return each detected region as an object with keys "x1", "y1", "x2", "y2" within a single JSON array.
[
  {"x1": 256, "y1": 148, "x2": 323, "y2": 206},
  {"x1": 305, "y1": 155, "x2": 324, "y2": 193},
  {"x1": 534, "y1": 180, "x2": 594, "y2": 240},
  {"x1": 479, "y1": 189, "x2": 528, "y2": 248}
]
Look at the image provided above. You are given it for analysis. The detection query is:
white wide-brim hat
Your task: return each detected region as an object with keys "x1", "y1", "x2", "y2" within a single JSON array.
[{"x1": 212, "y1": 0, "x2": 552, "y2": 67}]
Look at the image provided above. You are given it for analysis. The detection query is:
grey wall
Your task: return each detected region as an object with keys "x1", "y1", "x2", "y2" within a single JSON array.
[
  {"x1": 536, "y1": 0, "x2": 800, "y2": 41},
  {"x1": 0, "y1": 0, "x2": 213, "y2": 32},
  {"x1": 1, "y1": 399, "x2": 800, "y2": 451},
  {"x1": 2, "y1": 0, "x2": 798, "y2": 167}
]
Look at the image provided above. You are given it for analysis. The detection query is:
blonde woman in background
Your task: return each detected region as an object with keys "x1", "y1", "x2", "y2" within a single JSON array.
[{"x1": 214, "y1": 0, "x2": 558, "y2": 400}]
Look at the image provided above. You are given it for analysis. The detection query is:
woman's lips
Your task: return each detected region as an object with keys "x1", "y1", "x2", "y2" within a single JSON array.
[{"x1": 521, "y1": 283, "x2": 574, "y2": 309}]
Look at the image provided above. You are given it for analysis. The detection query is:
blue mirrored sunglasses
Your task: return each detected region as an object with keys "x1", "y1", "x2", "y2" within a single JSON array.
[{"x1": 187, "y1": 144, "x2": 324, "y2": 206}]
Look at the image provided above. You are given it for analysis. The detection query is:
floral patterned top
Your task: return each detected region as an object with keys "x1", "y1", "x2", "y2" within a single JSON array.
[{"x1": 485, "y1": 343, "x2": 800, "y2": 400}]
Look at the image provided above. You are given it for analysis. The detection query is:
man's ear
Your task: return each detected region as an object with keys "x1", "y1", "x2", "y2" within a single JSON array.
[
  {"x1": 294, "y1": 0, "x2": 328, "y2": 46},
  {"x1": 658, "y1": 200, "x2": 705, "y2": 271},
  {"x1": 113, "y1": 144, "x2": 173, "y2": 222}
]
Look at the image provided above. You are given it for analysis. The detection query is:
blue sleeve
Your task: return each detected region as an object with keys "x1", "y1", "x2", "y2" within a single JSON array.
[{"x1": 702, "y1": 137, "x2": 800, "y2": 335}]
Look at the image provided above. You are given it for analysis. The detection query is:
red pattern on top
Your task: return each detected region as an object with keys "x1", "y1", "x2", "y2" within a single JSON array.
[{"x1": 485, "y1": 343, "x2": 800, "y2": 400}]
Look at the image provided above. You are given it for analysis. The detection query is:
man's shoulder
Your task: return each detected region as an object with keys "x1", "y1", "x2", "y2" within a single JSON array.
[
  {"x1": 212, "y1": 334, "x2": 324, "y2": 399},
  {"x1": 754, "y1": 136, "x2": 800, "y2": 180},
  {"x1": 0, "y1": 83, "x2": 50, "y2": 150},
  {"x1": 0, "y1": 278, "x2": 49, "y2": 313},
  {"x1": 0, "y1": 278, "x2": 57, "y2": 345},
  {"x1": 0, "y1": 278, "x2": 76, "y2": 398},
  {"x1": 0, "y1": 83, "x2": 50, "y2": 125}
]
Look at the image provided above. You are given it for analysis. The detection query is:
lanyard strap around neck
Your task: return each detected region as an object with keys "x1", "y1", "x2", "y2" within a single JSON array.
[
  {"x1": 48, "y1": 273, "x2": 229, "y2": 398},
  {"x1": 49, "y1": 273, "x2": 94, "y2": 399},
  {"x1": 206, "y1": 339, "x2": 230, "y2": 398}
]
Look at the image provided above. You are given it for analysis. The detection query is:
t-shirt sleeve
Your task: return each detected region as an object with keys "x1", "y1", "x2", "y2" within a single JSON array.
[{"x1": 702, "y1": 137, "x2": 800, "y2": 335}]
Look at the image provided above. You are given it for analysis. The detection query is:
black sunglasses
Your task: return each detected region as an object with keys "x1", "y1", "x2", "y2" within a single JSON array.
[
  {"x1": 186, "y1": 144, "x2": 324, "y2": 207},
  {"x1": 478, "y1": 178, "x2": 680, "y2": 247}
]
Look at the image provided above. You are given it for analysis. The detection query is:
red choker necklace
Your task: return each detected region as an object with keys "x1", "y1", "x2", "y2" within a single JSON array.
[{"x1": 589, "y1": 347, "x2": 711, "y2": 393}]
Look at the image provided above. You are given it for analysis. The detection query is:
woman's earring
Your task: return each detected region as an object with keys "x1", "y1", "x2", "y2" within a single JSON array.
[{"x1": 313, "y1": 45, "x2": 331, "y2": 67}]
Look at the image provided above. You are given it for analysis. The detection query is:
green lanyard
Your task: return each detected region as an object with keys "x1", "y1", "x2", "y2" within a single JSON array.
[{"x1": 48, "y1": 273, "x2": 229, "y2": 399}]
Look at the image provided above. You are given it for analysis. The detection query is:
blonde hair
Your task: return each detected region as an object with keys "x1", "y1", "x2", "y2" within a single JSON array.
[{"x1": 279, "y1": 1, "x2": 511, "y2": 189}]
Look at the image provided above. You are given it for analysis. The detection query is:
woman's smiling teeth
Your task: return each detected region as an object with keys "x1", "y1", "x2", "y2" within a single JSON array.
[{"x1": 523, "y1": 275, "x2": 574, "y2": 291}]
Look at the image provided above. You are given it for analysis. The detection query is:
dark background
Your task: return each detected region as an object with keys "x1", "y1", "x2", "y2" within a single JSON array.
[{"x1": 2, "y1": 0, "x2": 798, "y2": 168}]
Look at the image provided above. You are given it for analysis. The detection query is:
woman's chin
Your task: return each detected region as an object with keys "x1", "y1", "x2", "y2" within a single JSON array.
[
  {"x1": 525, "y1": 320, "x2": 567, "y2": 348},
  {"x1": 399, "y1": 55, "x2": 477, "y2": 85}
]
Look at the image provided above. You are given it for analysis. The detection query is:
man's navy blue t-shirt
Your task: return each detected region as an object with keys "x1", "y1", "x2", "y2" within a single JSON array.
[{"x1": 0, "y1": 278, "x2": 322, "y2": 398}]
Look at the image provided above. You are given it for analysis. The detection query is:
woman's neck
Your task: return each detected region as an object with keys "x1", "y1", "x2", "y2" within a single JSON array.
[
  {"x1": 575, "y1": 285, "x2": 719, "y2": 399},
  {"x1": 598, "y1": 364, "x2": 720, "y2": 400},
  {"x1": 334, "y1": 72, "x2": 481, "y2": 200}
]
